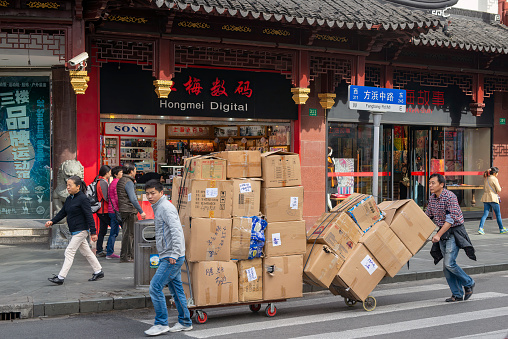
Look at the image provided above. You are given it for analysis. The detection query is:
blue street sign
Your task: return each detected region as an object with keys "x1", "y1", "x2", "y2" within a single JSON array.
[{"x1": 348, "y1": 85, "x2": 406, "y2": 113}]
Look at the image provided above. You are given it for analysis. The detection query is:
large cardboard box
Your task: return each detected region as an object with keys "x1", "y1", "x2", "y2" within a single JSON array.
[
  {"x1": 264, "y1": 220, "x2": 306, "y2": 257},
  {"x1": 331, "y1": 193, "x2": 382, "y2": 232},
  {"x1": 172, "y1": 177, "x2": 233, "y2": 219},
  {"x1": 237, "y1": 258, "x2": 263, "y2": 302},
  {"x1": 261, "y1": 151, "x2": 301, "y2": 187},
  {"x1": 303, "y1": 244, "x2": 344, "y2": 288},
  {"x1": 218, "y1": 151, "x2": 262, "y2": 179},
  {"x1": 187, "y1": 261, "x2": 239, "y2": 307},
  {"x1": 231, "y1": 178, "x2": 261, "y2": 217},
  {"x1": 184, "y1": 218, "x2": 232, "y2": 262},
  {"x1": 378, "y1": 199, "x2": 436, "y2": 255},
  {"x1": 306, "y1": 212, "x2": 363, "y2": 260},
  {"x1": 262, "y1": 255, "x2": 303, "y2": 300},
  {"x1": 261, "y1": 186, "x2": 304, "y2": 222},
  {"x1": 231, "y1": 217, "x2": 254, "y2": 260},
  {"x1": 183, "y1": 155, "x2": 227, "y2": 181},
  {"x1": 333, "y1": 244, "x2": 386, "y2": 301},
  {"x1": 359, "y1": 221, "x2": 412, "y2": 277}
]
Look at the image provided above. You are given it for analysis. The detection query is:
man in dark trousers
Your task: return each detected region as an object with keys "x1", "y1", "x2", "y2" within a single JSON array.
[
  {"x1": 426, "y1": 173, "x2": 475, "y2": 302},
  {"x1": 117, "y1": 162, "x2": 146, "y2": 262},
  {"x1": 144, "y1": 179, "x2": 192, "y2": 336}
]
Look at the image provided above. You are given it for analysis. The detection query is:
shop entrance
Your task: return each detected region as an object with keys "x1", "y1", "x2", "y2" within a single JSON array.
[{"x1": 409, "y1": 128, "x2": 430, "y2": 208}]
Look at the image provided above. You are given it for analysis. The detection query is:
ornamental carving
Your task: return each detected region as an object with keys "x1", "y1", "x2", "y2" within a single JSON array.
[
  {"x1": 484, "y1": 76, "x2": 508, "y2": 98},
  {"x1": 222, "y1": 25, "x2": 252, "y2": 33},
  {"x1": 26, "y1": 1, "x2": 59, "y2": 9},
  {"x1": 493, "y1": 144, "x2": 508, "y2": 158},
  {"x1": 92, "y1": 38, "x2": 154, "y2": 72},
  {"x1": 315, "y1": 34, "x2": 348, "y2": 43},
  {"x1": 177, "y1": 21, "x2": 210, "y2": 29},
  {"x1": 0, "y1": 28, "x2": 66, "y2": 62},
  {"x1": 309, "y1": 55, "x2": 352, "y2": 89},
  {"x1": 365, "y1": 65, "x2": 382, "y2": 87},
  {"x1": 262, "y1": 28, "x2": 290, "y2": 36},
  {"x1": 0, "y1": 1, "x2": 9, "y2": 7},
  {"x1": 108, "y1": 15, "x2": 148, "y2": 24}
]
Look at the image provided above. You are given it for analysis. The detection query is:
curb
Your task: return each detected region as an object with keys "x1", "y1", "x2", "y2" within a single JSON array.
[{"x1": 4, "y1": 263, "x2": 508, "y2": 319}]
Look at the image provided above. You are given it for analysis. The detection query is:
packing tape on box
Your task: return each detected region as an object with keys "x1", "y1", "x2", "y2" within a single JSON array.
[
  {"x1": 400, "y1": 210, "x2": 414, "y2": 226},
  {"x1": 283, "y1": 257, "x2": 289, "y2": 274},
  {"x1": 229, "y1": 283, "x2": 233, "y2": 303},
  {"x1": 217, "y1": 279, "x2": 222, "y2": 303},
  {"x1": 281, "y1": 286, "x2": 286, "y2": 298},
  {"x1": 205, "y1": 288, "x2": 211, "y2": 305},
  {"x1": 210, "y1": 219, "x2": 217, "y2": 233}
]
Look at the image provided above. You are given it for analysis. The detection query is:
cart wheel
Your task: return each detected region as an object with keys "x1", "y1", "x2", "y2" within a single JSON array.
[
  {"x1": 344, "y1": 297, "x2": 357, "y2": 307},
  {"x1": 196, "y1": 311, "x2": 208, "y2": 324},
  {"x1": 265, "y1": 304, "x2": 277, "y2": 317},
  {"x1": 249, "y1": 304, "x2": 262, "y2": 312},
  {"x1": 363, "y1": 296, "x2": 376, "y2": 312},
  {"x1": 189, "y1": 310, "x2": 194, "y2": 318}
]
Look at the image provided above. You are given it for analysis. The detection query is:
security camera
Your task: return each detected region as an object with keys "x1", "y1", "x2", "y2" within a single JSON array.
[{"x1": 68, "y1": 52, "x2": 89, "y2": 67}]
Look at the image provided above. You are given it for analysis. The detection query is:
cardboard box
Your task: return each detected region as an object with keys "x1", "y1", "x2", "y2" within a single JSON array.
[
  {"x1": 172, "y1": 177, "x2": 233, "y2": 219},
  {"x1": 306, "y1": 212, "x2": 362, "y2": 260},
  {"x1": 231, "y1": 217, "x2": 254, "y2": 260},
  {"x1": 359, "y1": 220, "x2": 412, "y2": 277},
  {"x1": 218, "y1": 151, "x2": 262, "y2": 179},
  {"x1": 183, "y1": 155, "x2": 227, "y2": 181},
  {"x1": 333, "y1": 244, "x2": 386, "y2": 301},
  {"x1": 237, "y1": 258, "x2": 263, "y2": 302},
  {"x1": 261, "y1": 151, "x2": 301, "y2": 187},
  {"x1": 187, "y1": 261, "x2": 239, "y2": 307},
  {"x1": 262, "y1": 255, "x2": 303, "y2": 300},
  {"x1": 231, "y1": 178, "x2": 261, "y2": 217},
  {"x1": 331, "y1": 193, "x2": 383, "y2": 232},
  {"x1": 264, "y1": 220, "x2": 306, "y2": 257},
  {"x1": 303, "y1": 244, "x2": 344, "y2": 288},
  {"x1": 184, "y1": 218, "x2": 232, "y2": 262},
  {"x1": 261, "y1": 186, "x2": 303, "y2": 222},
  {"x1": 378, "y1": 199, "x2": 436, "y2": 255}
]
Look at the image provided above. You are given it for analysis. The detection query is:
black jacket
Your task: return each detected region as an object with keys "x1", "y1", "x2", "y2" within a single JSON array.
[
  {"x1": 430, "y1": 224, "x2": 476, "y2": 264},
  {"x1": 51, "y1": 191, "x2": 97, "y2": 235}
]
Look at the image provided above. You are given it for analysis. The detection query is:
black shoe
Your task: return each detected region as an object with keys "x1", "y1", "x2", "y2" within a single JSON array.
[
  {"x1": 464, "y1": 282, "x2": 475, "y2": 300},
  {"x1": 48, "y1": 275, "x2": 64, "y2": 285},
  {"x1": 445, "y1": 295, "x2": 463, "y2": 302},
  {"x1": 88, "y1": 271, "x2": 104, "y2": 281},
  {"x1": 96, "y1": 251, "x2": 106, "y2": 258}
]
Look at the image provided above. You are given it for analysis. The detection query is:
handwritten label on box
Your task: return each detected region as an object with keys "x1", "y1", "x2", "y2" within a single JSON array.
[
  {"x1": 272, "y1": 233, "x2": 282, "y2": 246},
  {"x1": 361, "y1": 255, "x2": 378, "y2": 275},
  {"x1": 245, "y1": 267, "x2": 257, "y2": 282},
  {"x1": 205, "y1": 188, "x2": 218, "y2": 198},
  {"x1": 239, "y1": 183, "x2": 252, "y2": 193},
  {"x1": 290, "y1": 197, "x2": 299, "y2": 209}
]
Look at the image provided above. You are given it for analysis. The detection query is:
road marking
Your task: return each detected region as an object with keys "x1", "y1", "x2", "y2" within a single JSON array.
[
  {"x1": 184, "y1": 292, "x2": 506, "y2": 338},
  {"x1": 449, "y1": 329, "x2": 508, "y2": 339},
  {"x1": 292, "y1": 306, "x2": 508, "y2": 339}
]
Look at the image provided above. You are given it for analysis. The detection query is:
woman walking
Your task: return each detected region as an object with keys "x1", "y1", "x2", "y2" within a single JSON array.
[
  {"x1": 45, "y1": 176, "x2": 105, "y2": 284},
  {"x1": 95, "y1": 165, "x2": 112, "y2": 257},
  {"x1": 478, "y1": 167, "x2": 508, "y2": 235},
  {"x1": 106, "y1": 166, "x2": 123, "y2": 259}
]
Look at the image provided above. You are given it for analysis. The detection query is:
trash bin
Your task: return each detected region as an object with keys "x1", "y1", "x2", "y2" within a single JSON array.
[{"x1": 134, "y1": 219, "x2": 158, "y2": 288}]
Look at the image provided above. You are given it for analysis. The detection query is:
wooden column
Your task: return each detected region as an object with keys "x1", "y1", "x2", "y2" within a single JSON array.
[{"x1": 153, "y1": 39, "x2": 175, "y2": 98}]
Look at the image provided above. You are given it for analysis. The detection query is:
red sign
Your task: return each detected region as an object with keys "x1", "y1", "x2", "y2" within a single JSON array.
[{"x1": 167, "y1": 125, "x2": 210, "y2": 137}]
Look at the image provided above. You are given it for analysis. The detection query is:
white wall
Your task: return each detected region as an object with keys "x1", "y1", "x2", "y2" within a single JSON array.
[{"x1": 453, "y1": 0, "x2": 500, "y2": 14}]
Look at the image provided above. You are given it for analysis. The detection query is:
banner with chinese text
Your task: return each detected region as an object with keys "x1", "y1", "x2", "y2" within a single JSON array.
[{"x1": 0, "y1": 76, "x2": 51, "y2": 219}]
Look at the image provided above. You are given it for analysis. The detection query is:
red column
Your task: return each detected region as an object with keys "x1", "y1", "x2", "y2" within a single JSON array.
[
  {"x1": 76, "y1": 63, "x2": 100, "y2": 185},
  {"x1": 493, "y1": 92, "x2": 508, "y2": 218}
]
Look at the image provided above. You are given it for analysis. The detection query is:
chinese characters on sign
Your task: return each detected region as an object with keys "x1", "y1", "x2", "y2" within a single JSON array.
[
  {"x1": 0, "y1": 77, "x2": 50, "y2": 219},
  {"x1": 348, "y1": 85, "x2": 406, "y2": 113},
  {"x1": 405, "y1": 90, "x2": 445, "y2": 114},
  {"x1": 166, "y1": 125, "x2": 210, "y2": 137}
]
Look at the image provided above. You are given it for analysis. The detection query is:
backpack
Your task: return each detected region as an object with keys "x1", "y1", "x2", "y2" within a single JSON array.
[{"x1": 86, "y1": 178, "x2": 101, "y2": 213}]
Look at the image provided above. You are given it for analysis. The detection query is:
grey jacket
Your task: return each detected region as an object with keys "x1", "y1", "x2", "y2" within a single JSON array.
[{"x1": 152, "y1": 195, "x2": 185, "y2": 260}]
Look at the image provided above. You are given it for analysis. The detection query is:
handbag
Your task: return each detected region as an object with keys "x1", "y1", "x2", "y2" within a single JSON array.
[
  {"x1": 487, "y1": 179, "x2": 501, "y2": 203},
  {"x1": 115, "y1": 209, "x2": 123, "y2": 223}
]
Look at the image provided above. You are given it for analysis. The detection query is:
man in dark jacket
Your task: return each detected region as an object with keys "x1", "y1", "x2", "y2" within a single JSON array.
[
  {"x1": 426, "y1": 173, "x2": 475, "y2": 302},
  {"x1": 117, "y1": 163, "x2": 146, "y2": 262}
]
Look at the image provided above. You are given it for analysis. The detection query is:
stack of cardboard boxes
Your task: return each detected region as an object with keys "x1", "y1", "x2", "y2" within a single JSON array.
[
  {"x1": 173, "y1": 150, "x2": 305, "y2": 307},
  {"x1": 304, "y1": 193, "x2": 436, "y2": 302}
]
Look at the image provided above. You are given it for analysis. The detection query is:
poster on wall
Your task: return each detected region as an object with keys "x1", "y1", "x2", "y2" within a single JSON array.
[{"x1": 0, "y1": 76, "x2": 51, "y2": 219}]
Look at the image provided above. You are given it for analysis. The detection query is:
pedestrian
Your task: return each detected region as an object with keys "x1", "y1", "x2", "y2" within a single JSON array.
[
  {"x1": 478, "y1": 166, "x2": 507, "y2": 235},
  {"x1": 144, "y1": 179, "x2": 192, "y2": 336},
  {"x1": 117, "y1": 162, "x2": 146, "y2": 263},
  {"x1": 426, "y1": 173, "x2": 475, "y2": 302},
  {"x1": 106, "y1": 166, "x2": 123, "y2": 259},
  {"x1": 95, "y1": 165, "x2": 112, "y2": 257},
  {"x1": 45, "y1": 176, "x2": 104, "y2": 284}
]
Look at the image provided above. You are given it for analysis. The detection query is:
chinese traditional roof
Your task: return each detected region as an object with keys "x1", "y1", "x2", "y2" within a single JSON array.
[
  {"x1": 153, "y1": 0, "x2": 442, "y2": 31},
  {"x1": 414, "y1": 9, "x2": 508, "y2": 54}
]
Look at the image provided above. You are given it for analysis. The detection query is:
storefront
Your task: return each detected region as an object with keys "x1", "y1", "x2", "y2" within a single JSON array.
[{"x1": 326, "y1": 78, "x2": 494, "y2": 218}]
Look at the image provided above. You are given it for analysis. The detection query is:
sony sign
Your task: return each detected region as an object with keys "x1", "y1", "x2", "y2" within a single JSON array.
[{"x1": 104, "y1": 122, "x2": 156, "y2": 136}]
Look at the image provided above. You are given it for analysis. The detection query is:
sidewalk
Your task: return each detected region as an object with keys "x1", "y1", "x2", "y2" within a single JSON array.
[{"x1": 0, "y1": 219, "x2": 507, "y2": 319}]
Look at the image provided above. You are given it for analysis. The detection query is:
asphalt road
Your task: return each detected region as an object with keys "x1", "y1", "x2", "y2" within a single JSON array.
[{"x1": 2, "y1": 271, "x2": 508, "y2": 339}]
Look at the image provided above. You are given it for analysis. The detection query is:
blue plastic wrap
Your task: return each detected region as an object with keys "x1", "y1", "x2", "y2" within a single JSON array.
[{"x1": 248, "y1": 216, "x2": 267, "y2": 259}]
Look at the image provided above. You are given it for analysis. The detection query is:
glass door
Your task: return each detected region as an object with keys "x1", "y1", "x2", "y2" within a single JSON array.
[
  {"x1": 380, "y1": 126, "x2": 393, "y2": 202},
  {"x1": 410, "y1": 128, "x2": 430, "y2": 208}
]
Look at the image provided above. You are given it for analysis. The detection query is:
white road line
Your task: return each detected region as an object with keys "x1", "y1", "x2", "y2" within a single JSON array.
[
  {"x1": 292, "y1": 306, "x2": 508, "y2": 339},
  {"x1": 449, "y1": 329, "x2": 508, "y2": 339},
  {"x1": 184, "y1": 292, "x2": 506, "y2": 338}
]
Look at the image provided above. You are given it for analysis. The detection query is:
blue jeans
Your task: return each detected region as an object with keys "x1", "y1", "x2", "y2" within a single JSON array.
[
  {"x1": 106, "y1": 213, "x2": 120, "y2": 256},
  {"x1": 149, "y1": 256, "x2": 192, "y2": 327},
  {"x1": 479, "y1": 202, "x2": 504, "y2": 230},
  {"x1": 439, "y1": 235, "x2": 475, "y2": 298}
]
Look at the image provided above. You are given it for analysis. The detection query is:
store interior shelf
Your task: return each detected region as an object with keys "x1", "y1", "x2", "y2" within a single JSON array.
[{"x1": 120, "y1": 146, "x2": 153, "y2": 150}]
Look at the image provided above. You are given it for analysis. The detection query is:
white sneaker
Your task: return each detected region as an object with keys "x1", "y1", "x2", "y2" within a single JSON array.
[
  {"x1": 169, "y1": 322, "x2": 193, "y2": 332},
  {"x1": 144, "y1": 325, "x2": 170, "y2": 336}
]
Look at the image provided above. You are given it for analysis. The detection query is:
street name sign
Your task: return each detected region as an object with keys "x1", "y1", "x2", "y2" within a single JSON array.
[{"x1": 348, "y1": 85, "x2": 406, "y2": 113}]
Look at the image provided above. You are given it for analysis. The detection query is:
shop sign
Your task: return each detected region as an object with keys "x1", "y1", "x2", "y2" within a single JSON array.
[
  {"x1": 500, "y1": 118, "x2": 506, "y2": 125},
  {"x1": 309, "y1": 108, "x2": 317, "y2": 116},
  {"x1": 0, "y1": 76, "x2": 51, "y2": 219},
  {"x1": 348, "y1": 85, "x2": 406, "y2": 113},
  {"x1": 104, "y1": 122, "x2": 156, "y2": 137},
  {"x1": 167, "y1": 125, "x2": 210, "y2": 137}
]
